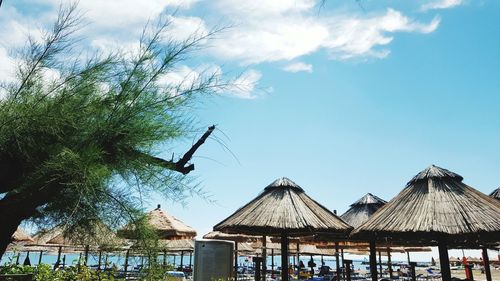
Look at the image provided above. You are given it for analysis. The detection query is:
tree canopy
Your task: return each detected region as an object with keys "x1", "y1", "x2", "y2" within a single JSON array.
[{"x1": 0, "y1": 3, "x2": 223, "y2": 257}]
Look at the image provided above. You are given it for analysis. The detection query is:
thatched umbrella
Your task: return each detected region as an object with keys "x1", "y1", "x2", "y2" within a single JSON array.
[
  {"x1": 119, "y1": 205, "x2": 196, "y2": 273},
  {"x1": 120, "y1": 205, "x2": 197, "y2": 240},
  {"x1": 214, "y1": 177, "x2": 352, "y2": 281},
  {"x1": 11, "y1": 227, "x2": 34, "y2": 244},
  {"x1": 340, "y1": 193, "x2": 387, "y2": 228},
  {"x1": 490, "y1": 187, "x2": 500, "y2": 200},
  {"x1": 352, "y1": 165, "x2": 500, "y2": 281}
]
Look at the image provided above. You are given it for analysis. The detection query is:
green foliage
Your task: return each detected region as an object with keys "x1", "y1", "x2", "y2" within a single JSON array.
[
  {"x1": 0, "y1": 2, "x2": 223, "y2": 247},
  {"x1": 0, "y1": 264, "x2": 121, "y2": 281}
]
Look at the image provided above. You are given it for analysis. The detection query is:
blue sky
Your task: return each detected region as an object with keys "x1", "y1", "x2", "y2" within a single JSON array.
[{"x1": 1, "y1": 0, "x2": 499, "y2": 261}]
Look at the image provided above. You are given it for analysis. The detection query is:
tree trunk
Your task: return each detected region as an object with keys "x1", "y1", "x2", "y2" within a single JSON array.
[
  {"x1": 0, "y1": 191, "x2": 47, "y2": 258},
  {"x1": 0, "y1": 208, "x2": 28, "y2": 257}
]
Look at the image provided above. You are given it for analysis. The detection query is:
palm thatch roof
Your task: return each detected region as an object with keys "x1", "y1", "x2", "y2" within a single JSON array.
[
  {"x1": 352, "y1": 165, "x2": 500, "y2": 247},
  {"x1": 214, "y1": 177, "x2": 352, "y2": 237},
  {"x1": 160, "y1": 239, "x2": 194, "y2": 252},
  {"x1": 11, "y1": 227, "x2": 34, "y2": 243},
  {"x1": 203, "y1": 231, "x2": 260, "y2": 242},
  {"x1": 45, "y1": 225, "x2": 123, "y2": 249},
  {"x1": 120, "y1": 205, "x2": 197, "y2": 240},
  {"x1": 32, "y1": 227, "x2": 63, "y2": 245},
  {"x1": 340, "y1": 193, "x2": 387, "y2": 228},
  {"x1": 490, "y1": 187, "x2": 500, "y2": 200}
]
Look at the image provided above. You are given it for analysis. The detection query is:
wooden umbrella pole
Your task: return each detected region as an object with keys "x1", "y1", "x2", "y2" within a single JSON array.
[
  {"x1": 84, "y1": 245, "x2": 90, "y2": 266},
  {"x1": 234, "y1": 243, "x2": 238, "y2": 281},
  {"x1": 38, "y1": 250, "x2": 43, "y2": 266},
  {"x1": 341, "y1": 248, "x2": 345, "y2": 280},
  {"x1": 189, "y1": 251, "x2": 193, "y2": 268},
  {"x1": 438, "y1": 241, "x2": 451, "y2": 281},
  {"x1": 386, "y1": 247, "x2": 393, "y2": 279},
  {"x1": 482, "y1": 247, "x2": 492, "y2": 281},
  {"x1": 378, "y1": 251, "x2": 382, "y2": 278},
  {"x1": 262, "y1": 235, "x2": 267, "y2": 281},
  {"x1": 180, "y1": 250, "x2": 184, "y2": 270},
  {"x1": 296, "y1": 242, "x2": 300, "y2": 275},
  {"x1": 97, "y1": 250, "x2": 102, "y2": 271},
  {"x1": 124, "y1": 249, "x2": 130, "y2": 275},
  {"x1": 271, "y1": 248, "x2": 275, "y2": 278},
  {"x1": 335, "y1": 242, "x2": 340, "y2": 281},
  {"x1": 281, "y1": 234, "x2": 289, "y2": 281},
  {"x1": 369, "y1": 241, "x2": 378, "y2": 281}
]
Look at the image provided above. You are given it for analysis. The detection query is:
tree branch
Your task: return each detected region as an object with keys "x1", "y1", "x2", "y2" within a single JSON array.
[{"x1": 141, "y1": 125, "x2": 215, "y2": 175}]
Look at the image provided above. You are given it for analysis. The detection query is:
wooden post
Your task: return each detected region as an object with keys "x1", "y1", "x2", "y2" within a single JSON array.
[
  {"x1": 271, "y1": 248, "x2": 275, "y2": 278},
  {"x1": 97, "y1": 250, "x2": 102, "y2": 271},
  {"x1": 173, "y1": 255, "x2": 176, "y2": 267},
  {"x1": 54, "y1": 246, "x2": 62, "y2": 270},
  {"x1": 378, "y1": 251, "x2": 382, "y2": 278},
  {"x1": 482, "y1": 248, "x2": 492, "y2": 281},
  {"x1": 296, "y1": 242, "x2": 300, "y2": 276},
  {"x1": 84, "y1": 245, "x2": 89, "y2": 266},
  {"x1": 369, "y1": 241, "x2": 378, "y2": 281},
  {"x1": 124, "y1": 249, "x2": 130, "y2": 275},
  {"x1": 409, "y1": 262, "x2": 416, "y2": 281},
  {"x1": 234, "y1": 243, "x2": 239, "y2": 281},
  {"x1": 189, "y1": 251, "x2": 192, "y2": 269},
  {"x1": 62, "y1": 255, "x2": 66, "y2": 268},
  {"x1": 344, "y1": 259, "x2": 352, "y2": 281},
  {"x1": 406, "y1": 251, "x2": 411, "y2": 264},
  {"x1": 438, "y1": 241, "x2": 451, "y2": 281},
  {"x1": 281, "y1": 234, "x2": 289, "y2": 281},
  {"x1": 262, "y1": 236, "x2": 267, "y2": 281},
  {"x1": 341, "y1": 248, "x2": 345, "y2": 280},
  {"x1": 104, "y1": 254, "x2": 108, "y2": 270},
  {"x1": 163, "y1": 250, "x2": 167, "y2": 266},
  {"x1": 335, "y1": 243, "x2": 341, "y2": 281},
  {"x1": 180, "y1": 250, "x2": 184, "y2": 270},
  {"x1": 38, "y1": 250, "x2": 43, "y2": 265},
  {"x1": 387, "y1": 247, "x2": 393, "y2": 279}
]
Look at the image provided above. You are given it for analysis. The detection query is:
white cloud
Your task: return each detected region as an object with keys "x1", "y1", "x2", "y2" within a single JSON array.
[
  {"x1": 421, "y1": 0, "x2": 463, "y2": 11},
  {"x1": 226, "y1": 70, "x2": 262, "y2": 99},
  {"x1": 282, "y1": 62, "x2": 313, "y2": 73},
  {"x1": 208, "y1": 2, "x2": 441, "y2": 64},
  {"x1": 323, "y1": 9, "x2": 440, "y2": 60}
]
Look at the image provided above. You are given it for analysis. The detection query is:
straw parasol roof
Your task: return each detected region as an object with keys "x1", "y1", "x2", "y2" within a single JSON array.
[
  {"x1": 490, "y1": 187, "x2": 500, "y2": 200},
  {"x1": 203, "y1": 231, "x2": 259, "y2": 242},
  {"x1": 340, "y1": 193, "x2": 387, "y2": 228},
  {"x1": 351, "y1": 165, "x2": 500, "y2": 247},
  {"x1": 11, "y1": 227, "x2": 34, "y2": 243},
  {"x1": 45, "y1": 224, "x2": 124, "y2": 250},
  {"x1": 120, "y1": 204, "x2": 197, "y2": 240},
  {"x1": 214, "y1": 177, "x2": 352, "y2": 237},
  {"x1": 160, "y1": 239, "x2": 194, "y2": 252}
]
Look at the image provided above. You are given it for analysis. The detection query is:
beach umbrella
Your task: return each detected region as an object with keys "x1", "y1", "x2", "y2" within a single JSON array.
[
  {"x1": 119, "y1": 205, "x2": 196, "y2": 272},
  {"x1": 11, "y1": 227, "x2": 34, "y2": 244},
  {"x1": 214, "y1": 177, "x2": 352, "y2": 281},
  {"x1": 340, "y1": 193, "x2": 387, "y2": 228},
  {"x1": 119, "y1": 205, "x2": 197, "y2": 240},
  {"x1": 490, "y1": 187, "x2": 500, "y2": 200},
  {"x1": 352, "y1": 165, "x2": 500, "y2": 281}
]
